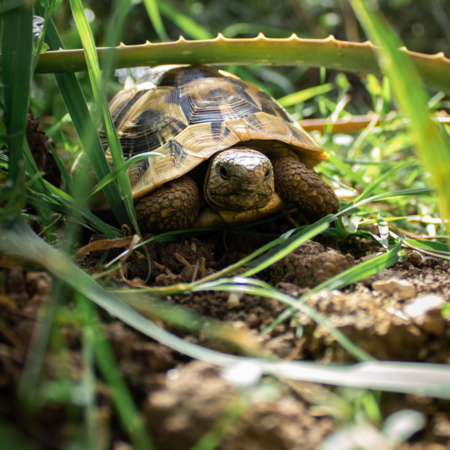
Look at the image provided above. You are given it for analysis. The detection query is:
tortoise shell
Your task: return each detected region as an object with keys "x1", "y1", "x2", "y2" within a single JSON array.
[{"x1": 100, "y1": 65, "x2": 328, "y2": 202}]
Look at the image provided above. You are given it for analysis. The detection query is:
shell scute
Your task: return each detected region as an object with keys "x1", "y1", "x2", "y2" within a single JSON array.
[
  {"x1": 117, "y1": 87, "x2": 188, "y2": 159},
  {"x1": 179, "y1": 78, "x2": 261, "y2": 127},
  {"x1": 95, "y1": 65, "x2": 328, "y2": 201}
]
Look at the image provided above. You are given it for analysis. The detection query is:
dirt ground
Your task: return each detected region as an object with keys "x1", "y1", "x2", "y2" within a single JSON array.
[{"x1": 1, "y1": 219, "x2": 450, "y2": 449}]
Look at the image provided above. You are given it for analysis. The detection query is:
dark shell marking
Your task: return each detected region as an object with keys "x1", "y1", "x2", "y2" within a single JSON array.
[{"x1": 100, "y1": 65, "x2": 327, "y2": 199}]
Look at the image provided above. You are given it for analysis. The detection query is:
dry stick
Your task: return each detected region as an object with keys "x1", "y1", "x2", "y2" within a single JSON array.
[
  {"x1": 191, "y1": 260, "x2": 200, "y2": 282},
  {"x1": 200, "y1": 257, "x2": 206, "y2": 279},
  {"x1": 300, "y1": 111, "x2": 450, "y2": 133},
  {"x1": 175, "y1": 252, "x2": 191, "y2": 267},
  {"x1": 152, "y1": 261, "x2": 173, "y2": 276}
]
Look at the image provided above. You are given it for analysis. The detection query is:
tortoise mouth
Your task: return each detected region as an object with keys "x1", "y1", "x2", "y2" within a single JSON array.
[
  {"x1": 208, "y1": 191, "x2": 273, "y2": 211},
  {"x1": 204, "y1": 148, "x2": 275, "y2": 212}
]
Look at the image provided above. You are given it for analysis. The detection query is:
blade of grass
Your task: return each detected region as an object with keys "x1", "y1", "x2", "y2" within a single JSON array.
[
  {"x1": 157, "y1": 2, "x2": 213, "y2": 39},
  {"x1": 37, "y1": 10, "x2": 130, "y2": 228},
  {"x1": 404, "y1": 238, "x2": 450, "y2": 253},
  {"x1": 351, "y1": 160, "x2": 414, "y2": 204},
  {"x1": 18, "y1": 279, "x2": 62, "y2": 402},
  {"x1": 77, "y1": 294, "x2": 154, "y2": 450},
  {"x1": 69, "y1": 0, "x2": 139, "y2": 233},
  {"x1": 31, "y1": 1, "x2": 55, "y2": 74},
  {"x1": 48, "y1": 144, "x2": 77, "y2": 194},
  {"x1": 326, "y1": 153, "x2": 368, "y2": 188},
  {"x1": 80, "y1": 321, "x2": 98, "y2": 450},
  {"x1": 100, "y1": 0, "x2": 133, "y2": 85},
  {"x1": 22, "y1": 139, "x2": 120, "y2": 237},
  {"x1": 87, "y1": 151, "x2": 162, "y2": 197},
  {"x1": 277, "y1": 83, "x2": 334, "y2": 107},
  {"x1": 143, "y1": 0, "x2": 169, "y2": 41},
  {"x1": 338, "y1": 187, "x2": 434, "y2": 217},
  {"x1": 2, "y1": 223, "x2": 450, "y2": 399},
  {"x1": 1, "y1": 4, "x2": 32, "y2": 183},
  {"x1": 26, "y1": 191, "x2": 121, "y2": 235}
]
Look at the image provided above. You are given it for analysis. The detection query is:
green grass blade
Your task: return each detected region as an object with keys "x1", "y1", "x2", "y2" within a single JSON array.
[
  {"x1": 31, "y1": 1, "x2": 53, "y2": 74},
  {"x1": 277, "y1": 83, "x2": 334, "y2": 107},
  {"x1": 87, "y1": 152, "x2": 162, "y2": 197},
  {"x1": 326, "y1": 153, "x2": 368, "y2": 188},
  {"x1": 352, "y1": 160, "x2": 414, "y2": 204},
  {"x1": 22, "y1": 138, "x2": 120, "y2": 237},
  {"x1": 38, "y1": 10, "x2": 130, "y2": 227},
  {"x1": 100, "y1": 0, "x2": 133, "y2": 85},
  {"x1": 80, "y1": 321, "x2": 97, "y2": 449},
  {"x1": 1, "y1": 4, "x2": 32, "y2": 183},
  {"x1": 338, "y1": 187, "x2": 434, "y2": 217},
  {"x1": 48, "y1": 145, "x2": 77, "y2": 194},
  {"x1": 27, "y1": 191, "x2": 121, "y2": 236},
  {"x1": 143, "y1": 0, "x2": 169, "y2": 41},
  {"x1": 404, "y1": 238, "x2": 450, "y2": 253},
  {"x1": 157, "y1": 2, "x2": 213, "y2": 39},
  {"x1": 78, "y1": 295, "x2": 154, "y2": 450},
  {"x1": 348, "y1": 0, "x2": 450, "y2": 230},
  {"x1": 18, "y1": 279, "x2": 62, "y2": 402},
  {"x1": 69, "y1": 0, "x2": 139, "y2": 232}
]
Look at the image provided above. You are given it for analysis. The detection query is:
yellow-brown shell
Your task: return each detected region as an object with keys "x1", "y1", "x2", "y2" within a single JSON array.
[{"x1": 100, "y1": 65, "x2": 328, "y2": 201}]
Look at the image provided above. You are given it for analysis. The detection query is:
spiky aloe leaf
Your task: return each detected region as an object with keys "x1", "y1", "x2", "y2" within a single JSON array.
[{"x1": 28, "y1": 35, "x2": 450, "y2": 95}]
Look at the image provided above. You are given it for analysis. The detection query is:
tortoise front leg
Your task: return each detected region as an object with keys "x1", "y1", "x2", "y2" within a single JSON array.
[
  {"x1": 272, "y1": 156, "x2": 339, "y2": 222},
  {"x1": 135, "y1": 176, "x2": 200, "y2": 231}
]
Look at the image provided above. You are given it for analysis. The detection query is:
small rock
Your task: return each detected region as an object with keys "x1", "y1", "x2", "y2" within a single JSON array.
[
  {"x1": 227, "y1": 293, "x2": 241, "y2": 308},
  {"x1": 404, "y1": 294, "x2": 446, "y2": 336},
  {"x1": 372, "y1": 277, "x2": 416, "y2": 300}
]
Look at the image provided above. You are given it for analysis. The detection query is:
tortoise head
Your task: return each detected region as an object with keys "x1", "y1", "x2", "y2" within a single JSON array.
[{"x1": 204, "y1": 148, "x2": 274, "y2": 212}]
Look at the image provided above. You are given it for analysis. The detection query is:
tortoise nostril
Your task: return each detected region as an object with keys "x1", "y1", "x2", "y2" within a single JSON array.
[{"x1": 219, "y1": 164, "x2": 229, "y2": 180}]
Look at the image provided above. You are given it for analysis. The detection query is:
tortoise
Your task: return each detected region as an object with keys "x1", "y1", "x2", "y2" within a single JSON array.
[{"x1": 73, "y1": 65, "x2": 339, "y2": 231}]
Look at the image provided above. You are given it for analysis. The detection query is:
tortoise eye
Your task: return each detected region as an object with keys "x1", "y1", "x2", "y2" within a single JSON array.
[
  {"x1": 264, "y1": 168, "x2": 271, "y2": 179},
  {"x1": 219, "y1": 164, "x2": 229, "y2": 180}
]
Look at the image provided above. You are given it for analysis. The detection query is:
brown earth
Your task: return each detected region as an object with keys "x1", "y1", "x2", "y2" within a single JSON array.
[{"x1": 1, "y1": 225, "x2": 450, "y2": 449}]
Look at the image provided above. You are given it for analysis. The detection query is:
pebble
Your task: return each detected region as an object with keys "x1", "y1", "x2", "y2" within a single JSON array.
[
  {"x1": 372, "y1": 277, "x2": 416, "y2": 300},
  {"x1": 403, "y1": 294, "x2": 447, "y2": 336},
  {"x1": 227, "y1": 293, "x2": 241, "y2": 308}
]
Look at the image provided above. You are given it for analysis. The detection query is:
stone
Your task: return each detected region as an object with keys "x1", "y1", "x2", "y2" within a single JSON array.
[
  {"x1": 404, "y1": 294, "x2": 447, "y2": 336},
  {"x1": 372, "y1": 277, "x2": 416, "y2": 300}
]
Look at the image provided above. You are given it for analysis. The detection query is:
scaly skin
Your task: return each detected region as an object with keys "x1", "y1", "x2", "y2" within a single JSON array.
[
  {"x1": 135, "y1": 176, "x2": 200, "y2": 231},
  {"x1": 272, "y1": 156, "x2": 339, "y2": 221}
]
